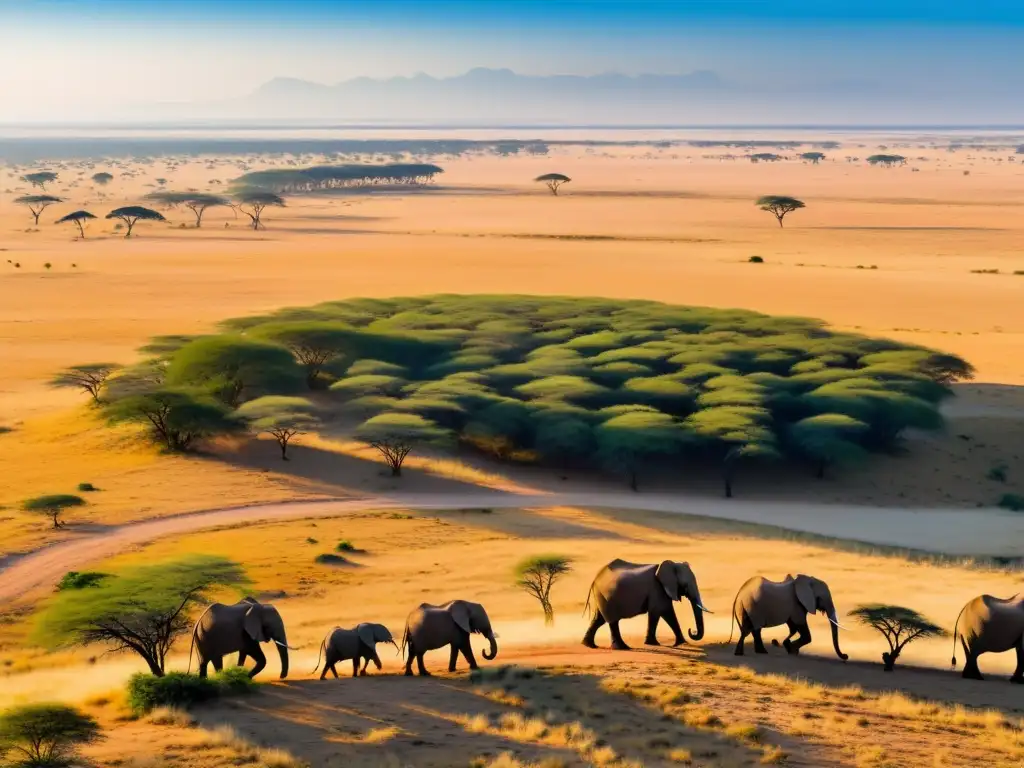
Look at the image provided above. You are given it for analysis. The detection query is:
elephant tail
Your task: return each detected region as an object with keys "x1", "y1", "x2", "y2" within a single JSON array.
[
  {"x1": 312, "y1": 636, "x2": 326, "y2": 674},
  {"x1": 728, "y1": 590, "x2": 740, "y2": 644},
  {"x1": 951, "y1": 603, "x2": 968, "y2": 668},
  {"x1": 400, "y1": 625, "x2": 409, "y2": 658},
  {"x1": 187, "y1": 603, "x2": 215, "y2": 675},
  {"x1": 582, "y1": 581, "x2": 596, "y2": 619}
]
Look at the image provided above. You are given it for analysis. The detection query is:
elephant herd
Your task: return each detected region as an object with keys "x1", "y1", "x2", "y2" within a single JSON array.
[{"x1": 187, "y1": 561, "x2": 1024, "y2": 684}]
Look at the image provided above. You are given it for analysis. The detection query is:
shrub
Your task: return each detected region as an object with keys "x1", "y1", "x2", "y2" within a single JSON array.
[
  {"x1": 748, "y1": 255, "x2": 764, "y2": 263},
  {"x1": 0, "y1": 704, "x2": 101, "y2": 766},
  {"x1": 315, "y1": 553, "x2": 350, "y2": 566},
  {"x1": 127, "y1": 669, "x2": 254, "y2": 714},
  {"x1": 76, "y1": 482, "x2": 98, "y2": 492},
  {"x1": 998, "y1": 493, "x2": 1024, "y2": 512},
  {"x1": 986, "y1": 464, "x2": 1008, "y2": 483},
  {"x1": 55, "y1": 571, "x2": 109, "y2": 591},
  {"x1": 336, "y1": 540, "x2": 355, "y2": 552}
]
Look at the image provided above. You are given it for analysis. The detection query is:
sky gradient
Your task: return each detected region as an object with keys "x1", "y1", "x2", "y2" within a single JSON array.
[{"x1": 2, "y1": 1, "x2": 1024, "y2": 122}]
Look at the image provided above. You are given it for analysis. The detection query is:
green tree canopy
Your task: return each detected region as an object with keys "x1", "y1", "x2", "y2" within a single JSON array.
[
  {"x1": 849, "y1": 604, "x2": 945, "y2": 671},
  {"x1": 15, "y1": 194, "x2": 63, "y2": 226},
  {"x1": 535, "y1": 173, "x2": 571, "y2": 195},
  {"x1": 514, "y1": 554, "x2": 573, "y2": 625},
  {"x1": 233, "y1": 190, "x2": 285, "y2": 230},
  {"x1": 165, "y1": 335, "x2": 304, "y2": 407},
  {"x1": 33, "y1": 555, "x2": 247, "y2": 676},
  {"x1": 866, "y1": 154, "x2": 907, "y2": 167},
  {"x1": 0, "y1": 704, "x2": 101, "y2": 767},
  {"x1": 105, "y1": 206, "x2": 166, "y2": 237},
  {"x1": 788, "y1": 413, "x2": 868, "y2": 478},
  {"x1": 235, "y1": 395, "x2": 320, "y2": 460},
  {"x1": 354, "y1": 412, "x2": 451, "y2": 476},
  {"x1": 104, "y1": 388, "x2": 244, "y2": 451},
  {"x1": 596, "y1": 410, "x2": 682, "y2": 491},
  {"x1": 22, "y1": 171, "x2": 58, "y2": 189},
  {"x1": 49, "y1": 363, "x2": 122, "y2": 403},
  {"x1": 146, "y1": 191, "x2": 230, "y2": 227},
  {"x1": 91, "y1": 171, "x2": 114, "y2": 185},
  {"x1": 22, "y1": 494, "x2": 86, "y2": 529},
  {"x1": 755, "y1": 195, "x2": 806, "y2": 227},
  {"x1": 800, "y1": 152, "x2": 826, "y2": 163},
  {"x1": 686, "y1": 406, "x2": 779, "y2": 497},
  {"x1": 56, "y1": 209, "x2": 98, "y2": 238}
]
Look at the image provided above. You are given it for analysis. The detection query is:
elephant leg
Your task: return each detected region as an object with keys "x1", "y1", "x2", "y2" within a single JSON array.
[
  {"x1": 237, "y1": 651, "x2": 247, "y2": 668},
  {"x1": 404, "y1": 643, "x2": 415, "y2": 676},
  {"x1": 960, "y1": 638, "x2": 983, "y2": 680},
  {"x1": 788, "y1": 623, "x2": 811, "y2": 655},
  {"x1": 361, "y1": 656, "x2": 372, "y2": 676},
  {"x1": 330, "y1": 662, "x2": 340, "y2": 679},
  {"x1": 644, "y1": 611, "x2": 661, "y2": 645},
  {"x1": 752, "y1": 628, "x2": 768, "y2": 654},
  {"x1": 211, "y1": 655, "x2": 224, "y2": 673},
  {"x1": 582, "y1": 612, "x2": 606, "y2": 648},
  {"x1": 416, "y1": 652, "x2": 430, "y2": 677},
  {"x1": 781, "y1": 621, "x2": 798, "y2": 654},
  {"x1": 247, "y1": 644, "x2": 268, "y2": 679},
  {"x1": 662, "y1": 606, "x2": 686, "y2": 647},
  {"x1": 199, "y1": 658, "x2": 210, "y2": 678},
  {"x1": 352, "y1": 658, "x2": 360, "y2": 678},
  {"x1": 448, "y1": 643, "x2": 460, "y2": 673},
  {"x1": 734, "y1": 622, "x2": 749, "y2": 656},
  {"x1": 609, "y1": 620, "x2": 631, "y2": 651},
  {"x1": 461, "y1": 640, "x2": 479, "y2": 671},
  {"x1": 1011, "y1": 637, "x2": 1024, "y2": 683}
]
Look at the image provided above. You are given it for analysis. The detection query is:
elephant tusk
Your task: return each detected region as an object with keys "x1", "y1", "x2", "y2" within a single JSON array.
[
  {"x1": 697, "y1": 603, "x2": 714, "y2": 614},
  {"x1": 273, "y1": 640, "x2": 298, "y2": 650},
  {"x1": 827, "y1": 618, "x2": 848, "y2": 630}
]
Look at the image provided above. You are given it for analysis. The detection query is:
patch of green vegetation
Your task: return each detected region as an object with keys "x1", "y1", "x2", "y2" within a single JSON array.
[
  {"x1": 998, "y1": 493, "x2": 1024, "y2": 512},
  {"x1": 55, "y1": 571, "x2": 109, "y2": 591},
  {"x1": 748, "y1": 255, "x2": 764, "y2": 263},
  {"x1": 987, "y1": 464, "x2": 1008, "y2": 483},
  {"x1": 336, "y1": 540, "x2": 356, "y2": 552},
  {"x1": 126, "y1": 668, "x2": 254, "y2": 715},
  {"x1": 315, "y1": 553, "x2": 351, "y2": 566},
  {"x1": 76, "y1": 482, "x2": 98, "y2": 492}
]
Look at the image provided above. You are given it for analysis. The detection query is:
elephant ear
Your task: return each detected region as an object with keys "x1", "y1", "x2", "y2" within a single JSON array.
[
  {"x1": 655, "y1": 561, "x2": 679, "y2": 601},
  {"x1": 450, "y1": 602, "x2": 473, "y2": 635},
  {"x1": 357, "y1": 623, "x2": 376, "y2": 649},
  {"x1": 373, "y1": 624, "x2": 394, "y2": 643},
  {"x1": 794, "y1": 576, "x2": 816, "y2": 616},
  {"x1": 243, "y1": 606, "x2": 266, "y2": 642}
]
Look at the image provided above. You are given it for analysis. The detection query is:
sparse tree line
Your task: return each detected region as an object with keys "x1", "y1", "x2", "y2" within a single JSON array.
[
  {"x1": 231, "y1": 163, "x2": 444, "y2": 194},
  {"x1": 50, "y1": 296, "x2": 972, "y2": 497}
]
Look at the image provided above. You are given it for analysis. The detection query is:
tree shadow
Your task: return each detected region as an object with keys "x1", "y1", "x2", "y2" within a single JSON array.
[{"x1": 190, "y1": 665, "x2": 776, "y2": 767}]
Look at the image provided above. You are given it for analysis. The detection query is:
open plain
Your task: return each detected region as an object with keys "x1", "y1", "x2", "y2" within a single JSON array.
[{"x1": 1, "y1": 129, "x2": 1023, "y2": 767}]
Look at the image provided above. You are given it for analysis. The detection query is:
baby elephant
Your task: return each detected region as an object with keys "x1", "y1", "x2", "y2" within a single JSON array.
[{"x1": 313, "y1": 623, "x2": 397, "y2": 679}]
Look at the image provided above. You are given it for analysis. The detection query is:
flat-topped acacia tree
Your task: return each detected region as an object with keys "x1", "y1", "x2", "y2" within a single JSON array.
[
  {"x1": 756, "y1": 195, "x2": 806, "y2": 227},
  {"x1": 145, "y1": 191, "x2": 230, "y2": 228},
  {"x1": 15, "y1": 194, "x2": 63, "y2": 226},
  {"x1": 91, "y1": 171, "x2": 114, "y2": 185},
  {"x1": 234, "y1": 190, "x2": 285, "y2": 230},
  {"x1": 801, "y1": 152, "x2": 826, "y2": 164},
  {"x1": 105, "y1": 206, "x2": 166, "y2": 237},
  {"x1": 867, "y1": 154, "x2": 907, "y2": 167},
  {"x1": 535, "y1": 173, "x2": 571, "y2": 195},
  {"x1": 22, "y1": 171, "x2": 58, "y2": 190},
  {"x1": 56, "y1": 210, "x2": 97, "y2": 239}
]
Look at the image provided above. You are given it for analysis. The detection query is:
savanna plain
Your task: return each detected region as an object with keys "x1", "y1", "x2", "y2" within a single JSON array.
[{"x1": 1, "y1": 130, "x2": 1023, "y2": 767}]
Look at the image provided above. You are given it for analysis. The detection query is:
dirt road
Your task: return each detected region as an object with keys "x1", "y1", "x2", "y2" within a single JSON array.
[{"x1": 2, "y1": 491, "x2": 1021, "y2": 603}]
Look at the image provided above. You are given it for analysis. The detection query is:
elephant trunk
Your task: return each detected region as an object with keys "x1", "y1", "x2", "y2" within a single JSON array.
[
  {"x1": 829, "y1": 614, "x2": 848, "y2": 661},
  {"x1": 276, "y1": 638, "x2": 290, "y2": 679},
  {"x1": 688, "y1": 597, "x2": 705, "y2": 642},
  {"x1": 482, "y1": 633, "x2": 498, "y2": 661}
]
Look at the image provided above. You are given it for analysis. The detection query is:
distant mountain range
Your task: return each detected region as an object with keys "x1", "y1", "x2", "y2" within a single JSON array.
[{"x1": 125, "y1": 68, "x2": 1022, "y2": 125}]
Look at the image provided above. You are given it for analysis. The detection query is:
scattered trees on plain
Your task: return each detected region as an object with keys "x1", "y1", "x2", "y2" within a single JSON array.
[
  {"x1": 56, "y1": 209, "x2": 97, "y2": 238},
  {"x1": 233, "y1": 190, "x2": 285, "y2": 230},
  {"x1": 33, "y1": 556, "x2": 247, "y2": 676},
  {"x1": 756, "y1": 195, "x2": 806, "y2": 227},
  {"x1": 849, "y1": 604, "x2": 945, "y2": 671},
  {"x1": 232, "y1": 163, "x2": 444, "y2": 194},
  {"x1": 515, "y1": 554, "x2": 573, "y2": 624},
  {"x1": 22, "y1": 171, "x2": 58, "y2": 189},
  {"x1": 49, "y1": 363, "x2": 122, "y2": 403},
  {"x1": 535, "y1": 173, "x2": 571, "y2": 195},
  {"x1": 145, "y1": 191, "x2": 230, "y2": 227},
  {"x1": 15, "y1": 194, "x2": 63, "y2": 226},
  {"x1": 867, "y1": 154, "x2": 907, "y2": 167},
  {"x1": 105, "y1": 205, "x2": 166, "y2": 237}
]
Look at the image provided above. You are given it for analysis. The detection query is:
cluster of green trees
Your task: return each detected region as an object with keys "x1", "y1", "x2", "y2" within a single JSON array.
[
  {"x1": 62, "y1": 296, "x2": 971, "y2": 495},
  {"x1": 867, "y1": 154, "x2": 908, "y2": 167},
  {"x1": 231, "y1": 163, "x2": 444, "y2": 194}
]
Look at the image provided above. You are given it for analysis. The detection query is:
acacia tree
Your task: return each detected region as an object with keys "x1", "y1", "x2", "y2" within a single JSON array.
[
  {"x1": 91, "y1": 171, "x2": 114, "y2": 185},
  {"x1": 235, "y1": 396, "x2": 320, "y2": 460},
  {"x1": 866, "y1": 154, "x2": 906, "y2": 167},
  {"x1": 0, "y1": 704, "x2": 101, "y2": 767},
  {"x1": 33, "y1": 555, "x2": 247, "y2": 676},
  {"x1": 849, "y1": 604, "x2": 945, "y2": 671},
  {"x1": 596, "y1": 410, "x2": 681, "y2": 491},
  {"x1": 756, "y1": 195, "x2": 805, "y2": 227},
  {"x1": 801, "y1": 152, "x2": 826, "y2": 164},
  {"x1": 251, "y1": 322, "x2": 352, "y2": 387},
  {"x1": 22, "y1": 494, "x2": 86, "y2": 529},
  {"x1": 105, "y1": 206, "x2": 166, "y2": 237},
  {"x1": 50, "y1": 363, "x2": 122, "y2": 403},
  {"x1": 15, "y1": 194, "x2": 63, "y2": 226},
  {"x1": 515, "y1": 554, "x2": 573, "y2": 625},
  {"x1": 104, "y1": 388, "x2": 244, "y2": 451},
  {"x1": 354, "y1": 413, "x2": 450, "y2": 476},
  {"x1": 22, "y1": 171, "x2": 58, "y2": 189},
  {"x1": 234, "y1": 190, "x2": 285, "y2": 230},
  {"x1": 56, "y1": 210, "x2": 97, "y2": 239},
  {"x1": 535, "y1": 173, "x2": 571, "y2": 196},
  {"x1": 146, "y1": 191, "x2": 229, "y2": 227},
  {"x1": 686, "y1": 406, "x2": 779, "y2": 498},
  {"x1": 788, "y1": 413, "x2": 867, "y2": 479}
]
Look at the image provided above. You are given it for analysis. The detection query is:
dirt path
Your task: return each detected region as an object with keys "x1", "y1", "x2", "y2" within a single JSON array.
[{"x1": 2, "y1": 491, "x2": 1021, "y2": 603}]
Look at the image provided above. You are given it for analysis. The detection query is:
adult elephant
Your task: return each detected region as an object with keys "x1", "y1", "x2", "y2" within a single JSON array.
[
  {"x1": 731, "y1": 574, "x2": 848, "y2": 661},
  {"x1": 951, "y1": 593, "x2": 1024, "y2": 682},
  {"x1": 402, "y1": 600, "x2": 497, "y2": 676},
  {"x1": 582, "y1": 559, "x2": 710, "y2": 651},
  {"x1": 313, "y1": 623, "x2": 398, "y2": 680},
  {"x1": 190, "y1": 596, "x2": 291, "y2": 679}
]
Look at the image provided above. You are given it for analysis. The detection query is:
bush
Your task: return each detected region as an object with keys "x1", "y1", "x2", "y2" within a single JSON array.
[
  {"x1": 127, "y1": 669, "x2": 254, "y2": 715},
  {"x1": 748, "y1": 255, "x2": 764, "y2": 263},
  {"x1": 987, "y1": 464, "x2": 1008, "y2": 482},
  {"x1": 315, "y1": 553, "x2": 350, "y2": 566},
  {"x1": 55, "y1": 571, "x2": 109, "y2": 591},
  {"x1": 336, "y1": 540, "x2": 355, "y2": 552},
  {"x1": 998, "y1": 493, "x2": 1024, "y2": 512},
  {"x1": 76, "y1": 482, "x2": 98, "y2": 492},
  {"x1": 0, "y1": 703, "x2": 101, "y2": 766}
]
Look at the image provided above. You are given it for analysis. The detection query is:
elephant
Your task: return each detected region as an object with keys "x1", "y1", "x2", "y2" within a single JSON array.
[
  {"x1": 951, "y1": 593, "x2": 1024, "y2": 682},
  {"x1": 189, "y1": 596, "x2": 291, "y2": 679},
  {"x1": 313, "y1": 623, "x2": 398, "y2": 680},
  {"x1": 402, "y1": 600, "x2": 498, "y2": 676},
  {"x1": 730, "y1": 574, "x2": 848, "y2": 661},
  {"x1": 582, "y1": 559, "x2": 710, "y2": 650}
]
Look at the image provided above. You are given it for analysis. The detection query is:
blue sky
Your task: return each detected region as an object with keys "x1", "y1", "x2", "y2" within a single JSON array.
[{"x1": 2, "y1": 1, "x2": 1023, "y2": 119}]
